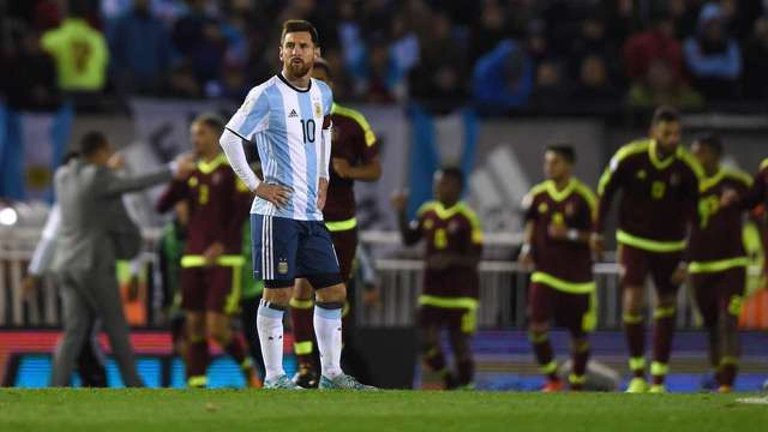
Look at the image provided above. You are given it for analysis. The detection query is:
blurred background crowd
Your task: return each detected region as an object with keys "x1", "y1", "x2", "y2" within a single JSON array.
[{"x1": 1, "y1": 0, "x2": 767, "y2": 114}]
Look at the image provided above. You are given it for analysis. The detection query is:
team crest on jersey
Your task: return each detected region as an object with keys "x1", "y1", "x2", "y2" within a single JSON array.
[
  {"x1": 448, "y1": 221, "x2": 459, "y2": 233},
  {"x1": 670, "y1": 174, "x2": 680, "y2": 186},
  {"x1": 538, "y1": 202, "x2": 549, "y2": 214},
  {"x1": 314, "y1": 102, "x2": 322, "y2": 118},
  {"x1": 188, "y1": 176, "x2": 198, "y2": 187},
  {"x1": 636, "y1": 170, "x2": 647, "y2": 180},
  {"x1": 277, "y1": 259, "x2": 289, "y2": 275},
  {"x1": 424, "y1": 219, "x2": 434, "y2": 230},
  {"x1": 212, "y1": 172, "x2": 221, "y2": 185},
  {"x1": 565, "y1": 202, "x2": 575, "y2": 217}
]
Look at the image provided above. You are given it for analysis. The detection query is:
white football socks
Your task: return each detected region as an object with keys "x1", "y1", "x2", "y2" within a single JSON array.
[
  {"x1": 314, "y1": 303, "x2": 343, "y2": 379},
  {"x1": 257, "y1": 299, "x2": 286, "y2": 382}
]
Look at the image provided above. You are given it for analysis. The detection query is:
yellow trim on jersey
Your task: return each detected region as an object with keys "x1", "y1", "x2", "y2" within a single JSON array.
[
  {"x1": 294, "y1": 341, "x2": 314, "y2": 356},
  {"x1": 761, "y1": 158, "x2": 768, "y2": 171},
  {"x1": 331, "y1": 103, "x2": 377, "y2": 147},
  {"x1": 527, "y1": 178, "x2": 597, "y2": 219},
  {"x1": 649, "y1": 140, "x2": 677, "y2": 170},
  {"x1": 325, "y1": 217, "x2": 358, "y2": 232},
  {"x1": 616, "y1": 230, "x2": 686, "y2": 253},
  {"x1": 598, "y1": 140, "x2": 651, "y2": 195},
  {"x1": 224, "y1": 263, "x2": 242, "y2": 315},
  {"x1": 677, "y1": 146, "x2": 705, "y2": 180},
  {"x1": 180, "y1": 255, "x2": 246, "y2": 268},
  {"x1": 418, "y1": 295, "x2": 479, "y2": 310},
  {"x1": 531, "y1": 272, "x2": 596, "y2": 294},
  {"x1": 289, "y1": 298, "x2": 314, "y2": 309},
  {"x1": 723, "y1": 168, "x2": 754, "y2": 188},
  {"x1": 688, "y1": 257, "x2": 750, "y2": 274},
  {"x1": 417, "y1": 201, "x2": 483, "y2": 244},
  {"x1": 197, "y1": 153, "x2": 229, "y2": 175}
]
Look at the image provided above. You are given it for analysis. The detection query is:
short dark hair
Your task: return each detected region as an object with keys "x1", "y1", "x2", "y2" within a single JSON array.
[
  {"x1": 193, "y1": 113, "x2": 225, "y2": 134},
  {"x1": 545, "y1": 144, "x2": 576, "y2": 164},
  {"x1": 695, "y1": 134, "x2": 723, "y2": 156},
  {"x1": 652, "y1": 105, "x2": 680, "y2": 125},
  {"x1": 79, "y1": 131, "x2": 108, "y2": 157},
  {"x1": 281, "y1": 20, "x2": 319, "y2": 45},
  {"x1": 439, "y1": 166, "x2": 465, "y2": 190},
  {"x1": 313, "y1": 57, "x2": 332, "y2": 79}
]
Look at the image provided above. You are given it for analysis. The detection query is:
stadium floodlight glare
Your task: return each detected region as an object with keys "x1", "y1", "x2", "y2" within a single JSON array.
[{"x1": 0, "y1": 207, "x2": 18, "y2": 226}]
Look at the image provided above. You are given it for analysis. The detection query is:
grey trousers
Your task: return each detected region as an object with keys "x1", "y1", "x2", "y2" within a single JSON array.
[{"x1": 51, "y1": 268, "x2": 143, "y2": 387}]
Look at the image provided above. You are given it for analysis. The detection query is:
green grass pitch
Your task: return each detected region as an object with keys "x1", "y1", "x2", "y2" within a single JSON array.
[{"x1": 1, "y1": 389, "x2": 767, "y2": 432}]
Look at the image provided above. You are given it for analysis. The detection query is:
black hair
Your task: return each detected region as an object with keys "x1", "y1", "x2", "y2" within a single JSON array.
[
  {"x1": 313, "y1": 57, "x2": 332, "y2": 79},
  {"x1": 652, "y1": 105, "x2": 680, "y2": 125},
  {"x1": 61, "y1": 151, "x2": 80, "y2": 165},
  {"x1": 193, "y1": 113, "x2": 225, "y2": 134},
  {"x1": 79, "y1": 131, "x2": 108, "y2": 157},
  {"x1": 545, "y1": 144, "x2": 576, "y2": 164},
  {"x1": 439, "y1": 166, "x2": 465, "y2": 190},
  {"x1": 695, "y1": 134, "x2": 723, "y2": 156},
  {"x1": 281, "y1": 20, "x2": 319, "y2": 46}
]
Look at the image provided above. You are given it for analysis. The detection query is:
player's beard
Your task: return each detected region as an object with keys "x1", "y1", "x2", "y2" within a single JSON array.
[{"x1": 286, "y1": 58, "x2": 312, "y2": 80}]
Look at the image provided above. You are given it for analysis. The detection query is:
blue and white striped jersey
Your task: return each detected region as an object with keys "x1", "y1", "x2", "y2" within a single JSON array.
[{"x1": 225, "y1": 74, "x2": 333, "y2": 221}]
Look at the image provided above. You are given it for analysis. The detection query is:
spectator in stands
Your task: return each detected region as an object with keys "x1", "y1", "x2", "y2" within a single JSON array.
[
  {"x1": 3, "y1": 30, "x2": 60, "y2": 110},
  {"x1": 108, "y1": 0, "x2": 173, "y2": 94},
  {"x1": 571, "y1": 54, "x2": 620, "y2": 111},
  {"x1": 172, "y1": 0, "x2": 226, "y2": 89},
  {"x1": 408, "y1": 12, "x2": 467, "y2": 109},
  {"x1": 469, "y1": 0, "x2": 508, "y2": 62},
  {"x1": 360, "y1": 37, "x2": 398, "y2": 103},
  {"x1": 166, "y1": 61, "x2": 201, "y2": 99},
  {"x1": 41, "y1": 2, "x2": 109, "y2": 92},
  {"x1": 529, "y1": 60, "x2": 570, "y2": 112},
  {"x1": 742, "y1": 16, "x2": 768, "y2": 101},
  {"x1": 627, "y1": 59, "x2": 704, "y2": 111},
  {"x1": 472, "y1": 39, "x2": 534, "y2": 112},
  {"x1": 623, "y1": 13, "x2": 684, "y2": 84},
  {"x1": 683, "y1": 2, "x2": 742, "y2": 100}
]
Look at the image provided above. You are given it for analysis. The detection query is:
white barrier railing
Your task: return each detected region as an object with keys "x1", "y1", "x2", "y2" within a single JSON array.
[{"x1": 1, "y1": 227, "x2": 760, "y2": 329}]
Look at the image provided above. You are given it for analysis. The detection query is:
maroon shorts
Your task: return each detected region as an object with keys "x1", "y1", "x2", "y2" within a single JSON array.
[
  {"x1": 180, "y1": 266, "x2": 241, "y2": 314},
  {"x1": 329, "y1": 227, "x2": 358, "y2": 281},
  {"x1": 418, "y1": 305, "x2": 477, "y2": 335},
  {"x1": 690, "y1": 267, "x2": 746, "y2": 327},
  {"x1": 618, "y1": 243, "x2": 683, "y2": 296},
  {"x1": 528, "y1": 282, "x2": 594, "y2": 337}
]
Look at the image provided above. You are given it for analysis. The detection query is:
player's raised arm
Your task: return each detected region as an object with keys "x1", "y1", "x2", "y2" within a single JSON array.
[{"x1": 391, "y1": 191, "x2": 421, "y2": 245}]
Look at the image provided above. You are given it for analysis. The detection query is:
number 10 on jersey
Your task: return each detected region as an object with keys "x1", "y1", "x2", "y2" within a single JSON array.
[{"x1": 300, "y1": 119, "x2": 316, "y2": 144}]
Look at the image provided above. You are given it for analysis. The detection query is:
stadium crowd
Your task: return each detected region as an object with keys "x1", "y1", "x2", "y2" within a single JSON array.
[{"x1": 1, "y1": 0, "x2": 768, "y2": 112}]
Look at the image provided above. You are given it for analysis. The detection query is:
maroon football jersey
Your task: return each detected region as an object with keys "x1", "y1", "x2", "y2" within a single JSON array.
[
  {"x1": 156, "y1": 153, "x2": 251, "y2": 255},
  {"x1": 688, "y1": 168, "x2": 752, "y2": 263},
  {"x1": 417, "y1": 201, "x2": 483, "y2": 299},
  {"x1": 323, "y1": 103, "x2": 379, "y2": 222},
  {"x1": 596, "y1": 138, "x2": 701, "y2": 248},
  {"x1": 524, "y1": 178, "x2": 595, "y2": 283},
  {"x1": 744, "y1": 158, "x2": 768, "y2": 210}
]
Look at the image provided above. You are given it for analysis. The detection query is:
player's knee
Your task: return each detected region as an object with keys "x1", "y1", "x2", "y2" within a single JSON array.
[
  {"x1": 528, "y1": 321, "x2": 550, "y2": 336},
  {"x1": 572, "y1": 337, "x2": 590, "y2": 353},
  {"x1": 314, "y1": 281, "x2": 346, "y2": 303},
  {"x1": 292, "y1": 279, "x2": 314, "y2": 300},
  {"x1": 262, "y1": 287, "x2": 292, "y2": 306}
]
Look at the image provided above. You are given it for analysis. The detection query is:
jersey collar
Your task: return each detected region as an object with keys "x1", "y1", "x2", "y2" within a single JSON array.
[
  {"x1": 432, "y1": 201, "x2": 465, "y2": 220},
  {"x1": 277, "y1": 73, "x2": 312, "y2": 93},
  {"x1": 649, "y1": 140, "x2": 680, "y2": 170},
  {"x1": 545, "y1": 178, "x2": 576, "y2": 202},
  {"x1": 197, "y1": 153, "x2": 228, "y2": 175},
  {"x1": 700, "y1": 167, "x2": 725, "y2": 192}
]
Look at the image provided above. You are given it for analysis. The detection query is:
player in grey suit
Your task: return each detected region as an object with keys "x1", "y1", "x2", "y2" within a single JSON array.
[{"x1": 51, "y1": 131, "x2": 193, "y2": 386}]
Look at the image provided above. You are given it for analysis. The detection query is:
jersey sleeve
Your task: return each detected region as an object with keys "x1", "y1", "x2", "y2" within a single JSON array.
[
  {"x1": 522, "y1": 191, "x2": 538, "y2": 222},
  {"x1": 595, "y1": 151, "x2": 627, "y2": 232},
  {"x1": 353, "y1": 113, "x2": 379, "y2": 163},
  {"x1": 225, "y1": 86, "x2": 270, "y2": 140}
]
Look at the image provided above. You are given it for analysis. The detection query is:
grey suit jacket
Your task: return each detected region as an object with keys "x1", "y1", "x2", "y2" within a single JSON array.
[{"x1": 53, "y1": 159, "x2": 173, "y2": 272}]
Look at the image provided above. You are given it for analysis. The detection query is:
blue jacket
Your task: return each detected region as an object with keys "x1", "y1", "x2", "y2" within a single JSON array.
[
  {"x1": 683, "y1": 3, "x2": 742, "y2": 79},
  {"x1": 108, "y1": 11, "x2": 173, "y2": 84},
  {"x1": 472, "y1": 40, "x2": 534, "y2": 110}
]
